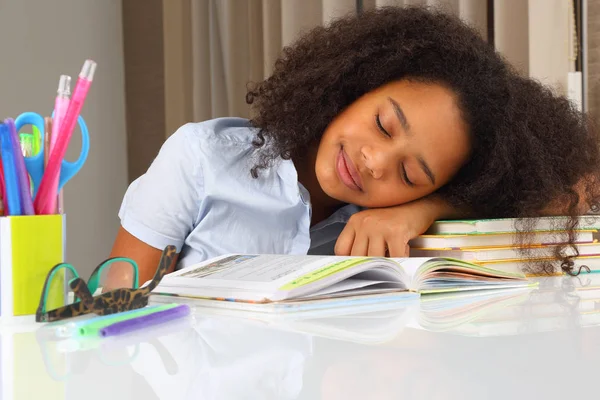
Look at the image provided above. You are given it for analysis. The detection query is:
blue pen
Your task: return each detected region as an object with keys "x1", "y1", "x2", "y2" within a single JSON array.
[
  {"x1": 4, "y1": 119, "x2": 34, "y2": 215},
  {"x1": 0, "y1": 123, "x2": 22, "y2": 215}
]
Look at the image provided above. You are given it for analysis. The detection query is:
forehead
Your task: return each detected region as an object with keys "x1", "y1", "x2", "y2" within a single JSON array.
[{"x1": 378, "y1": 80, "x2": 462, "y2": 115}]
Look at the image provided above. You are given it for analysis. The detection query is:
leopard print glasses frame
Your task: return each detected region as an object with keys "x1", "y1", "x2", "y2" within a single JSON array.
[{"x1": 36, "y1": 245, "x2": 176, "y2": 323}]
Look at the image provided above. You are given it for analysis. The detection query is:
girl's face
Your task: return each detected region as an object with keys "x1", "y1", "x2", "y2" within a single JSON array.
[{"x1": 315, "y1": 80, "x2": 471, "y2": 208}]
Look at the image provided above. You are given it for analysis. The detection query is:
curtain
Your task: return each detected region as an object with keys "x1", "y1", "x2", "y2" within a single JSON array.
[
  {"x1": 494, "y1": 0, "x2": 576, "y2": 95},
  {"x1": 189, "y1": 0, "x2": 357, "y2": 123},
  {"x1": 186, "y1": 0, "x2": 488, "y2": 124}
]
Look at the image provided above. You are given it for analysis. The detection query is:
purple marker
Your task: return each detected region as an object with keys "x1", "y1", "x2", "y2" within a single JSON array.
[
  {"x1": 5, "y1": 119, "x2": 34, "y2": 215},
  {"x1": 99, "y1": 304, "x2": 191, "y2": 337}
]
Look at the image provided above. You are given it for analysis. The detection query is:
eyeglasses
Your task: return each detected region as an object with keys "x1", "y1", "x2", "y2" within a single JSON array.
[{"x1": 36, "y1": 245, "x2": 176, "y2": 323}]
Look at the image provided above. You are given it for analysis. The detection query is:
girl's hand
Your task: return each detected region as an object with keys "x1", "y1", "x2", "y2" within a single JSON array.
[{"x1": 334, "y1": 196, "x2": 459, "y2": 257}]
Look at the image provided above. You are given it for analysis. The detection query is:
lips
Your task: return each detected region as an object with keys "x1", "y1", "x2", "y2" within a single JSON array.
[{"x1": 336, "y1": 148, "x2": 363, "y2": 191}]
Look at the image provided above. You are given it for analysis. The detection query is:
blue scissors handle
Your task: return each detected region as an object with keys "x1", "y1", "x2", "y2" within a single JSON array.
[
  {"x1": 15, "y1": 112, "x2": 90, "y2": 197},
  {"x1": 57, "y1": 115, "x2": 89, "y2": 191}
]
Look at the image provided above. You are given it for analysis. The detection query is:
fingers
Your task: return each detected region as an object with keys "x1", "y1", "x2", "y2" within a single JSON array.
[
  {"x1": 387, "y1": 239, "x2": 410, "y2": 257},
  {"x1": 350, "y1": 232, "x2": 369, "y2": 256},
  {"x1": 336, "y1": 226, "x2": 409, "y2": 257},
  {"x1": 334, "y1": 207, "x2": 419, "y2": 258},
  {"x1": 334, "y1": 225, "x2": 355, "y2": 255},
  {"x1": 336, "y1": 231, "x2": 389, "y2": 257},
  {"x1": 367, "y1": 235, "x2": 387, "y2": 257}
]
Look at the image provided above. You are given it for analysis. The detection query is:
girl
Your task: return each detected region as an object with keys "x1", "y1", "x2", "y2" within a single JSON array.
[{"x1": 109, "y1": 6, "x2": 600, "y2": 287}]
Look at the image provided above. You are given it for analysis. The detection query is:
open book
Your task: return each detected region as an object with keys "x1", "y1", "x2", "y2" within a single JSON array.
[{"x1": 151, "y1": 254, "x2": 532, "y2": 310}]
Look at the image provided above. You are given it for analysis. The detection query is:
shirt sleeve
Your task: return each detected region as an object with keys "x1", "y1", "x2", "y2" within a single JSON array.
[{"x1": 118, "y1": 124, "x2": 204, "y2": 252}]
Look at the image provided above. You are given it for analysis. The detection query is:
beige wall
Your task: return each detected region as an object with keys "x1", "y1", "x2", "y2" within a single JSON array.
[{"x1": 0, "y1": 0, "x2": 128, "y2": 276}]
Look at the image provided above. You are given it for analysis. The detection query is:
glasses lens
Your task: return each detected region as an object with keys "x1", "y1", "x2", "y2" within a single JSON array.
[
  {"x1": 95, "y1": 258, "x2": 137, "y2": 293},
  {"x1": 45, "y1": 265, "x2": 77, "y2": 310},
  {"x1": 45, "y1": 258, "x2": 137, "y2": 312}
]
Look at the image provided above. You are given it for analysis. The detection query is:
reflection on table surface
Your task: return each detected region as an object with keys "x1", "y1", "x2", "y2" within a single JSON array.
[{"x1": 2, "y1": 274, "x2": 600, "y2": 400}]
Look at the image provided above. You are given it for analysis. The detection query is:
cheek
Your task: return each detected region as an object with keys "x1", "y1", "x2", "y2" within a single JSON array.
[
  {"x1": 315, "y1": 140, "x2": 335, "y2": 176},
  {"x1": 314, "y1": 140, "x2": 343, "y2": 197}
]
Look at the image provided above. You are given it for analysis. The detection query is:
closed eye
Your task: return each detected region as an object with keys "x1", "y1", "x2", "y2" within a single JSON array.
[
  {"x1": 375, "y1": 114, "x2": 391, "y2": 137},
  {"x1": 402, "y1": 164, "x2": 415, "y2": 187}
]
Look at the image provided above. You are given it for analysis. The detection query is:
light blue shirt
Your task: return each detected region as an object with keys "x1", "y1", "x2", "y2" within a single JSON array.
[{"x1": 118, "y1": 117, "x2": 360, "y2": 269}]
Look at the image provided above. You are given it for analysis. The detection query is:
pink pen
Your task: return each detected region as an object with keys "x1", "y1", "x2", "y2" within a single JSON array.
[
  {"x1": 52, "y1": 75, "x2": 71, "y2": 151},
  {"x1": 34, "y1": 60, "x2": 96, "y2": 214},
  {"x1": 51, "y1": 75, "x2": 71, "y2": 214}
]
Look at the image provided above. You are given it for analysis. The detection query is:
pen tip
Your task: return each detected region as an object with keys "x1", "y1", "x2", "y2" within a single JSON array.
[
  {"x1": 80, "y1": 60, "x2": 97, "y2": 81},
  {"x1": 58, "y1": 75, "x2": 71, "y2": 95}
]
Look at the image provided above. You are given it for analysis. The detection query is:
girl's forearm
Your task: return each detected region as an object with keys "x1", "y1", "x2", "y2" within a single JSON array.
[{"x1": 413, "y1": 194, "x2": 469, "y2": 223}]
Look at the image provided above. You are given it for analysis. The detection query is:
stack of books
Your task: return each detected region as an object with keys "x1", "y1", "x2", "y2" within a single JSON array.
[{"x1": 409, "y1": 216, "x2": 600, "y2": 274}]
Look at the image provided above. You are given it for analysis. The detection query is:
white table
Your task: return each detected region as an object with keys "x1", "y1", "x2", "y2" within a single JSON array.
[{"x1": 2, "y1": 274, "x2": 600, "y2": 400}]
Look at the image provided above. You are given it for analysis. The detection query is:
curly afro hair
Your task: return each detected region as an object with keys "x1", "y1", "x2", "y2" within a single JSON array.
[{"x1": 246, "y1": 6, "x2": 600, "y2": 275}]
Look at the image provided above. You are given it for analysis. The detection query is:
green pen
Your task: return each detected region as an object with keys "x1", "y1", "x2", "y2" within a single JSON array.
[
  {"x1": 54, "y1": 303, "x2": 173, "y2": 338},
  {"x1": 19, "y1": 133, "x2": 35, "y2": 194},
  {"x1": 75, "y1": 303, "x2": 179, "y2": 337},
  {"x1": 32, "y1": 125, "x2": 41, "y2": 156}
]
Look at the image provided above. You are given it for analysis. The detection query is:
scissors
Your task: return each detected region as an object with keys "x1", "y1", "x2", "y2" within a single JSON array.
[{"x1": 14, "y1": 111, "x2": 89, "y2": 197}]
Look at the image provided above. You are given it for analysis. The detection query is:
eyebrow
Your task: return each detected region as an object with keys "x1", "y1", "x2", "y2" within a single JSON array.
[
  {"x1": 418, "y1": 156, "x2": 436, "y2": 185},
  {"x1": 387, "y1": 97, "x2": 411, "y2": 133}
]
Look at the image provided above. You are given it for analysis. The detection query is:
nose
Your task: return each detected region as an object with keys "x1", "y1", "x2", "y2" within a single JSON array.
[{"x1": 361, "y1": 144, "x2": 395, "y2": 180}]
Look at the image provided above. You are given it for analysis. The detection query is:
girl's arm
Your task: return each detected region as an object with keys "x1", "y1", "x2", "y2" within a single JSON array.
[
  {"x1": 104, "y1": 227, "x2": 179, "y2": 291},
  {"x1": 335, "y1": 176, "x2": 598, "y2": 258},
  {"x1": 103, "y1": 124, "x2": 202, "y2": 290},
  {"x1": 334, "y1": 195, "x2": 465, "y2": 257}
]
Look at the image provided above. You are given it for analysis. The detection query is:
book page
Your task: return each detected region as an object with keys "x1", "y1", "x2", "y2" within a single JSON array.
[
  {"x1": 159, "y1": 254, "x2": 405, "y2": 301},
  {"x1": 178, "y1": 254, "x2": 327, "y2": 283},
  {"x1": 163, "y1": 254, "x2": 351, "y2": 295},
  {"x1": 300, "y1": 278, "x2": 404, "y2": 298},
  {"x1": 389, "y1": 257, "x2": 431, "y2": 284}
]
